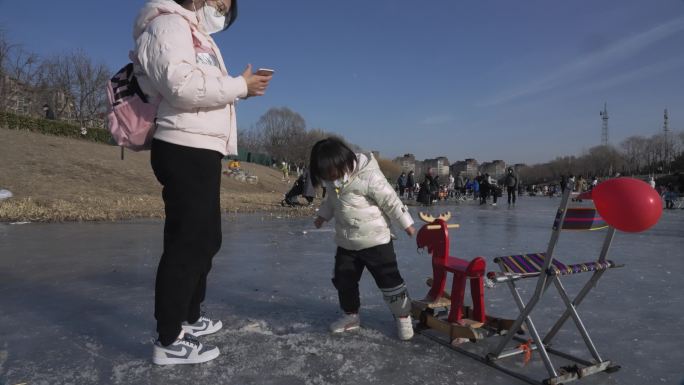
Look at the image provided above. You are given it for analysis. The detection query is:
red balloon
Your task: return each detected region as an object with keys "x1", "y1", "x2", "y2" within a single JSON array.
[{"x1": 592, "y1": 177, "x2": 662, "y2": 233}]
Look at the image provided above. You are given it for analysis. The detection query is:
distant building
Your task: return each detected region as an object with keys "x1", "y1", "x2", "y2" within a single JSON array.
[
  {"x1": 414, "y1": 160, "x2": 425, "y2": 181},
  {"x1": 451, "y1": 158, "x2": 479, "y2": 179},
  {"x1": 1, "y1": 73, "x2": 76, "y2": 121},
  {"x1": 480, "y1": 160, "x2": 507, "y2": 178},
  {"x1": 512, "y1": 163, "x2": 527, "y2": 185},
  {"x1": 393, "y1": 153, "x2": 416, "y2": 173},
  {"x1": 424, "y1": 156, "x2": 450, "y2": 179}
]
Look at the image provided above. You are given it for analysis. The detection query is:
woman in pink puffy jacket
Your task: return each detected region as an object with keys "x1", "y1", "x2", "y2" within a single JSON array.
[{"x1": 133, "y1": 0, "x2": 272, "y2": 365}]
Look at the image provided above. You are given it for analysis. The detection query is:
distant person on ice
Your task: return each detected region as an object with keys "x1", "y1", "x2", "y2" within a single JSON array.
[
  {"x1": 281, "y1": 169, "x2": 315, "y2": 206},
  {"x1": 309, "y1": 138, "x2": 417, "y2": 341},
  {"x1": 505, "y1": 167, "x2": 517, "y2": 205},
  {"x1": 396, "y1": 171, "x2": 407, "y2": 198},
  {"x1": 417, "y1": 168, "x2": 437, "y2": 205},
  {"x1": 133, "y1": 0, "x2": 272, "y2": 366},
  {"x1": 406, "y1": 170, "x2": 416, "y2": 199}
]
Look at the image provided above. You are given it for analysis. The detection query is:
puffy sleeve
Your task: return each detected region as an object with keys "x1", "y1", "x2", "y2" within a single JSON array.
[
  {"x1": 367, "y1": 171, "x2": 414, "y2": 229},
  {"x1": 317, "y1": 181, "x2": 335, "y2": 221},
  {"x1": 135, "y1": 14, "x2": 247, "y2": 110}
]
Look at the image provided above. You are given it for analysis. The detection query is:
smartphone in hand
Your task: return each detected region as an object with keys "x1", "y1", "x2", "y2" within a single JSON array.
[{"x1": 256, "y1": 68, "x2": 275, "y2": 76}]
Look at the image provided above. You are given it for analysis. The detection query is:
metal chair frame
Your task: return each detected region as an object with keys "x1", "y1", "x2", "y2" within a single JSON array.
[{"x1": 487, "y1": 182, "x2": 621, "y2": 384}]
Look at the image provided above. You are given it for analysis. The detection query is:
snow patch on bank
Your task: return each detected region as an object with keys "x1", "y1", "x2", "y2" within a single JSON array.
[{"x1": 236, "y1": 320, "x2": 275, "y2": 335}]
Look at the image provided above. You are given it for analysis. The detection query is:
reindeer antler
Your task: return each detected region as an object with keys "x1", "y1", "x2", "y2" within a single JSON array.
[
  {"x1": 419, "y1": 212, "x2": 435, "y2": 223},
  {"x1": 419, "y1": 212, "x2": 452, "y2": 223}
]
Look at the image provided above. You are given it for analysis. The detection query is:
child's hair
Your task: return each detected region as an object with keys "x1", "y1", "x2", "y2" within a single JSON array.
[{"x1": 309, "y1": 138, "x2": 357, "y2": 187}]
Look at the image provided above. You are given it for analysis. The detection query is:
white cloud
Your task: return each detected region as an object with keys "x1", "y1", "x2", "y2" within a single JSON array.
[
  {"x1": 479, "y1": 15, "x2": 684, "y2": 106},
  {"x1": 574, "y1": 55, "x2": 684, "y2": 95},
  {"x1": 419, "y1": 114, "x2": 455, "y2": 125}
]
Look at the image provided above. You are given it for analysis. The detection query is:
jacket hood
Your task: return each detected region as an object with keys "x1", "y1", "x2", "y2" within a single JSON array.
[
  {"x1": 351, "y1": 152, "x2": 379, "y2": 179},
  {"x1": 134, "y1": 0, "x2": 238, "y2": 39},
  {"x1": 133, "y1": 0, "x2": 198, "y2": 39}
]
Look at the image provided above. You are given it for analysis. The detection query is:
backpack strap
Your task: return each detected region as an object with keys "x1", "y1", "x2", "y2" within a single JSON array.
[{"x1": 110, "y1": 63, "x2": 150, "y2": 105}]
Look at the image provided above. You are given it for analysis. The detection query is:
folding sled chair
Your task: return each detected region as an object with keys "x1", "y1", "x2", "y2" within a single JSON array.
[
  {"x1": 485, "y1": 181, "x2": 622, "y2": 384},
  {"x1": 412, "y1": 180, "x2": 636, "y2": 385}
]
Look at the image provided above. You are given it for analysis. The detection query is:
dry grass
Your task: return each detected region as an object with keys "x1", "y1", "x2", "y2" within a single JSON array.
[{"x1": 0, "y1": 128, "x2": 315, "y2": 222}]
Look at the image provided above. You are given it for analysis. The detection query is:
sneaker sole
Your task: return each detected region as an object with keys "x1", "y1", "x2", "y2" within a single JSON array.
[
  {"x1": 182, "y1": 320, "x2": 223, "y2": 337},
  {"x1": 152, "y1": 348, "x2": 220, "y2": 365}
]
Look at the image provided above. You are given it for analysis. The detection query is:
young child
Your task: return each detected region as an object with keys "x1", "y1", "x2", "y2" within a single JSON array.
[{"x1": 309, "y1": 138, "x2": 416, "y2": 340}]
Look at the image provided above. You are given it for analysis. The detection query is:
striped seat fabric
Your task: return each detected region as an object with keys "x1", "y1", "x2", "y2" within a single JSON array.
[
  {"x1": 553, "y1": 208, "x2": 608, "y2": 231},
  {"x1": 494, "y1": 253, "x2": 616, "y2": 276}
]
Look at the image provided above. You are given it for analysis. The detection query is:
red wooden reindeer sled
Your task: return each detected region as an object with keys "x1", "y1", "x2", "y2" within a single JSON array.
[{"x1": 412, "y1": 212, "x2": 517, "y2": 343}]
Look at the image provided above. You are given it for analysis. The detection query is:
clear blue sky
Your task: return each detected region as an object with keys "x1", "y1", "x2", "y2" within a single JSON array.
[{"x1": 1, "y1": 0, "x2": 683, "y2": 164}]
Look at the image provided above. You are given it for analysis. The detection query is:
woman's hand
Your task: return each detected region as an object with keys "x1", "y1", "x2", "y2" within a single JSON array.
[
  {"x1": 242, "y1": 64, "x2": 272, "y2": 97},
  {"x1": 314, "y1": 216, "x2": 326, "y2": 229},
  {"x1": 405, "y1": 225, "x2": 416, "y2": 237}
]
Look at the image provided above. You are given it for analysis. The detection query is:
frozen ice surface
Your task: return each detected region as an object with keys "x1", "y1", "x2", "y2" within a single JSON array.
[{"x1": 1, "y1": 197, "x2": 683, "y2": 385}]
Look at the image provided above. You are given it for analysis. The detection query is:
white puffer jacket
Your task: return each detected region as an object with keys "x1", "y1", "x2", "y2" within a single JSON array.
[
  {"x1": 133, "y1": 0, "x2": 247, "y2": 155},
  {"x1": 318, "y1": 153, "x2": 414, "y2": 251}
]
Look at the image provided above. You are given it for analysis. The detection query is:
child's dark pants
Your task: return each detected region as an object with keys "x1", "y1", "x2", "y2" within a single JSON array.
[
  {"x1": 151, "y1": 139, "x2": 223, "y2": 346},
  {"x1": 333, "y1": 241, "x2": 410, "y2": 317}
]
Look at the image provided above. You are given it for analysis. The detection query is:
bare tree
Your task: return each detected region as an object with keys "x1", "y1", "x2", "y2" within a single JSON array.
[
  {"x1": 248, "y1": 107, "x2": 362, "y2": 169},
  {"x1": 671, "y1": 133, "x2": 684, "y2": 172},
  {"x1": 237, "y1": 125, "x2": 264, "y2": 153},
  {"x1": 37, "y1": 51, "x2": 109, "y2": 127},
  {"x1": 584, "y1": 145, "x2": 624, "y2": 177},
  {"x1": 0, "y1": 31, "x2": 41, "y2": 113},
  {"x1": 620, "y1": 135, "x2": 648, "y2": 174},
  {"x1": 37, "y1": 54, "x2": 74, "y2": 118},
  {"x1": 256, "y1": 107, "x2": 307, "y2": 163},
  {"x1": 377, "y1": 157, "x2": 402, "y2": 181}
]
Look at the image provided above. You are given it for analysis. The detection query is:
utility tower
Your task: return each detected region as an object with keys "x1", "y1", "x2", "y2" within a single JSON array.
[
  {"x1": 599, "y1": 102, "x2": 608, "y2": 146},
  {"x1": 663, "y1": 108, "x2": 669, "y2": 134}
]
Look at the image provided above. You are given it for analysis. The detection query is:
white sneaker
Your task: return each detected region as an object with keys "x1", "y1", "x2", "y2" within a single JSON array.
[
  {"x1": 396, "y1": 315, "x2": 414, "y2": 341},
  {"x1": 152, "y1": 333, "x2": 219, "y2": 365},
  {"x1": 182, "y1": 315, "x2": 223, "y2": 337},
  {"x1": 330, "y1": 313, "x2": 360, "y2": 333}
]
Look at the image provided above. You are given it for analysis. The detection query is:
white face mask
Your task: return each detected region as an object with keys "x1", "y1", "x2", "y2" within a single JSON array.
[
  {"x1": 333, "y1": 174, "x2": 349, "y2": 189},
  {"x1": 196, "y1": 3, "x2": 226, "y2": 34}
]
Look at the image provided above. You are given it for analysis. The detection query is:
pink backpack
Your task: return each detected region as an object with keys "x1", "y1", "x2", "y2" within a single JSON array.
[
  {"x1": 107, "y1": 14, "x2": 205, "y2": 152},
  {"x1": 106, "y1": 61, "x2": 161, "y2": 151}
]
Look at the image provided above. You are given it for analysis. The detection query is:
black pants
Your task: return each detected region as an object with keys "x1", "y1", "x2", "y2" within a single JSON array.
[
  {"x1": 480, "y1": 189, "x2": 489, "y2": 204},
  {"x1": 333, "y1": 241, "x2": 405, "y2": 313},
  {"x1": 150, "y1": 139, "x2": 223, "y2": 345},
  {"x1": 507, "y1": 186, "x2": 516, "y2": 204}
]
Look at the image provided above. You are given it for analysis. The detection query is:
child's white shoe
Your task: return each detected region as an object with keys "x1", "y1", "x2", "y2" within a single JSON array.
[
  {"x1": 396, "y1": 315, "x2": 414, "y2": 340},
  {"x1": 330, "y1": 313, "x2": 360, "y2": 333}
]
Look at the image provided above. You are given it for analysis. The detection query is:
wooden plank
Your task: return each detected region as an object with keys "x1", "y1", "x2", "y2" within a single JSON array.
[
  {"x1": 420, "y1": 277, "x2": 520, "y2": 334},
  {"x1": 412, "y1": 296, "x2": 452, "y2": 310},
  {"x1": 419, "y1": 312, "x2": 483, "y2": 340}
]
